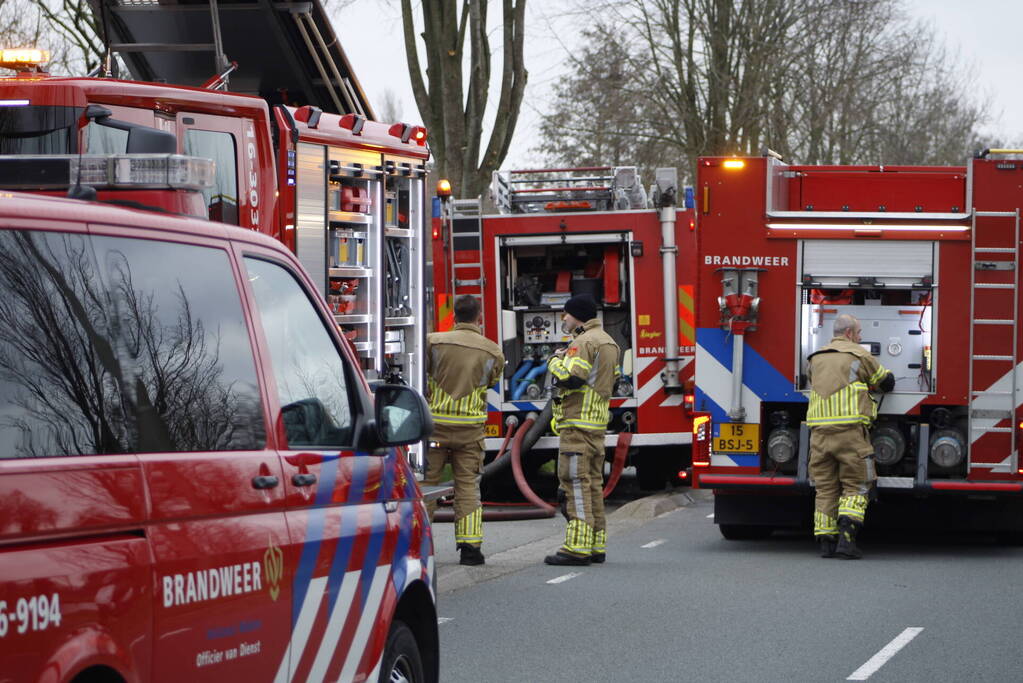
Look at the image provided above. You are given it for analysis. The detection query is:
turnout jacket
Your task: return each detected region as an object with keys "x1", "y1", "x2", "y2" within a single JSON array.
[
  {"x1": 807, "y1": 336, "x2": 892, "y2": 429},
  {"x1": 426, "y1": 323, "x2": 504, "y2": 426},
  {"x1": 548, "y1": 318, "x2": 620, "y2": 432}
]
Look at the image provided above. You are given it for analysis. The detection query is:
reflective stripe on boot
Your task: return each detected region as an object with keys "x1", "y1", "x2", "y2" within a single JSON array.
[
  {"x1": 455, "y1": 506, "x2": 483, "y2": 546},
  {"x1": 560, "y1": 519, "x2": 593, "y2": 558}
]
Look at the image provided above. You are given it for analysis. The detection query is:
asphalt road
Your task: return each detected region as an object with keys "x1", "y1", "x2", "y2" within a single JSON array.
[{"x1": 434, "y1": 493, "x2": 1023, "y2": 682}]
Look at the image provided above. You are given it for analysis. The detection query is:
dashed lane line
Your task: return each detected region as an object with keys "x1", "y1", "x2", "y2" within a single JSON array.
[
  {"x1": 847, "y1": 627, "x2": 924, "y2": 680},
  {"x1": 641, "y1": 539, "x2": 666, "y2": 549},
  {"x1": 706, "y1": 513, "x2": 714, "y2": 518},
  {"x1": 437, "y1": 617, "x2": 453, "y2": 625},
  {"x1": 546, "y1": 572, "x2": 582, "y2": 585}
]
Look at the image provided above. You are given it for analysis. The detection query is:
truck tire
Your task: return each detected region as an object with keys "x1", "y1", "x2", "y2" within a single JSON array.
[
  {"x1": 719, "y1": 524, "x2": 773, "y2": 540},
  {"x1": 379, "y1": 619, "x2": 424, "y2": 683}
]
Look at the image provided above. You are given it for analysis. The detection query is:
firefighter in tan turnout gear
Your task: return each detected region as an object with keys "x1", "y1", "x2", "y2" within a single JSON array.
[
  {"x1": 807, "y1": 313, "x2": 894, "y2": 559},
  {"x1": 425, "y1": 295, "x2": 505, "y2": 566},
  {"x1": 544, "y1": 294, "x2": 621, "y2": 566}
]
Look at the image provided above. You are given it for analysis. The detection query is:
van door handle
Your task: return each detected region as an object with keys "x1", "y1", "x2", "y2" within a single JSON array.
[
  {"x1": 252, "y1": 475, "x2": 279, "y2": 489},
  {"x1": 292, "y1": 473, "x2": 318, "y2": 487}
]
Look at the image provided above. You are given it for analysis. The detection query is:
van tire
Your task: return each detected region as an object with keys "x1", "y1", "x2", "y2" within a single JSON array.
[{"x1": 379, "y1": 619, "x2": 424, "y2": 683}]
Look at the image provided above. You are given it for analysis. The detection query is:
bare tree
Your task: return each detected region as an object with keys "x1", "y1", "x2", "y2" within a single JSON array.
[
  {"x1": 535, "y1": 23, "x2": 679, "y2": 184},
  {"x1": 401, "y1": 0, "x2": 528, "y2": 198},
  {"x1": 542, "y1": 0, "x2": 989, "y2": 182}
]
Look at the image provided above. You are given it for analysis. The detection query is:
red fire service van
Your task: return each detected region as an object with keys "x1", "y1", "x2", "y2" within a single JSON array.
[{"x1": 0, "y1": 190, "x2": 439, "y2": 683}]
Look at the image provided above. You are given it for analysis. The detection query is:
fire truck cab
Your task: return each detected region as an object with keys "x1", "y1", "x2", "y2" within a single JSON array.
[{"x1": 693, "y1": 152, "x2": 1023, "y2": 538}]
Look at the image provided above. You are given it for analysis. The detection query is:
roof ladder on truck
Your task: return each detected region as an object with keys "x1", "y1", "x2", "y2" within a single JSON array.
[
  {"x1": 90, "y1": 0, "x2": 373, "y2": 115},
  {"x1": 968, "y1": 208, "x2": 1020, "y2": 473},
  {"x1": 446, "y1": 198, "x2": 487, "y2": 333},
  {"x1": 98, "y1": 0, "x2": 231, "y2": 85}
]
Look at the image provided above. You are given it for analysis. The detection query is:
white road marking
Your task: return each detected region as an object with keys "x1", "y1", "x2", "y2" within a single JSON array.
[
  {"x1": 437, "y1": 617, "x2": 453, "y2": 624},
  {"x1": 847, "y1": 627, "x2": 924, "y2": 681},
  {"x1": 641, "y1": 539, "x2": 666, "y2": 549},
  {"x1": 706, "y1": 513, "x2": 715, "y2": 519},
  {"x1": 546, "y1": 572, "x2": 582, "y2": 585}
]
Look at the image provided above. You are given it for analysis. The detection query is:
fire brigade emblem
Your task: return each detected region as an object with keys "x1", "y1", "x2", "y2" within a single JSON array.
[
  {"x1": 566, "y1": 346, "x2": 579, "y2": 357},
  {"x1": 263, "y1": 536, "x2": 284, "y2": 601}
]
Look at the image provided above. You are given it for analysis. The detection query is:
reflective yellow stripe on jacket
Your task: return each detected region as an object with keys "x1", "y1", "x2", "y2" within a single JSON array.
[
  {"x1": 428, "y1": 376, "x2": 488, "y2": 425},
  {"x1": 806, "y1": 381, "x2": 871, "y2": 427},
  {"x1": 549, "y1": 354, "x2": 612, "y2": 432}
]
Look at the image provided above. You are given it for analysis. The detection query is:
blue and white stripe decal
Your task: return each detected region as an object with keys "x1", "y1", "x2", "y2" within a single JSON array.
[
  {"x1": 291, "y1": 454, "x2": 341, "y2": 627},
  {"x1": 695, "y1": 327, "x2": 805, "y2": 424}
]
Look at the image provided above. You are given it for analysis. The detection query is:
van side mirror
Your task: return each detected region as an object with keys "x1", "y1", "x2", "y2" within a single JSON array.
[{"x1": 374, "y1": 384, "x2": 433, "y2": 446}]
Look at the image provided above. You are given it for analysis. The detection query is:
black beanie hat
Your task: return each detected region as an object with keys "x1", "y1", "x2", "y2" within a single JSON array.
[{"x1": 564, "y1": 294, "x2": 597, "y2": 322}]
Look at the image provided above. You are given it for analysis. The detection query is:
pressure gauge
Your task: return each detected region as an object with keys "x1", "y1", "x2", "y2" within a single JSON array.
[{"x1": 888, "y1": 342, "x2": 902, "y2": 356}]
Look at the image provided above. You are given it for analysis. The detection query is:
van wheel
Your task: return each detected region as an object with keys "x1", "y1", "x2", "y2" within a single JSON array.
[
  {"x1": 719, "y1": 524, "x2": 773, "y2": 540},
  {"x1": 379, "y1": 619, "x2": 424, "y2": 683}
]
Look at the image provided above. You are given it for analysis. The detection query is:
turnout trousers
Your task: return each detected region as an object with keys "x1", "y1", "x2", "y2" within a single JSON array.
[
  {"x1": 556, "y1": 427, "x2": 606, "y2": 558},
  {"x1": 424, "y1": 422, "x2": 484, "y2": 548},
  {"x1": 808, "y1": 424, "x2": 875, "y2": 537}
]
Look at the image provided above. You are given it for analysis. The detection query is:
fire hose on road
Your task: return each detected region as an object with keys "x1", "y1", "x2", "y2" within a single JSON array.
[{"x1": 433, "y1": 401, "x2": 633, "y2": 522}]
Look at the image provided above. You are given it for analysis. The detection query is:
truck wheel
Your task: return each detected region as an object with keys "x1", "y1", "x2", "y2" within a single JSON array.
[
  {"x1": 379, "y1": 619, "x2": 424, "y2": 683},
  {"x1": 719, "y1": 524, "x2": 773, "y2": 540}
]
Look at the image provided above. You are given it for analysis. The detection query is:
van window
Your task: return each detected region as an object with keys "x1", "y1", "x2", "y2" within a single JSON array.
[
  {"x1": 0, "y1": 230, "x2": 265, "y2": 458},
  {"x1": 93, "y1": 235, "x2": 265, "y2": 453},
  {"x1": 184, "y1": 129, "x2": 239, "y2": 224},
  {"x1": 244, "y1": 257, "x2": 354, "y2": 448}
]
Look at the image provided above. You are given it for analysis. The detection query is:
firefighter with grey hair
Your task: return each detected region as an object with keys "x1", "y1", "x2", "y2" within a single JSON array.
[
  {"x1": 806, "y1": 313, "x2": 894, "y2": 559},
  {"x1": 544, "y1": 293, "x2": 620, "y2": 566},
  {"x1": 424, "y1": 295, "x2": 504, "y2": 566}
]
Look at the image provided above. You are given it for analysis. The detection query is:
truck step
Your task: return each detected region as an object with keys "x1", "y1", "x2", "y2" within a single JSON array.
[{"x1": 971, "y1": 409, "x2": 1013, "y2": 419}]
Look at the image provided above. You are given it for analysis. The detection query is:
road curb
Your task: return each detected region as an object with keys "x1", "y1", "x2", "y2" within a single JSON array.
[{"x1": 436, "y1": 488, "x2": 711, "y2": 594}]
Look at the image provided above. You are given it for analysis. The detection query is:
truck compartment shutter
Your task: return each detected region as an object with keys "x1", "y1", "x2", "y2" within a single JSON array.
[{"x1": 801, "y1": 240, "x2": 934, "y2": 288}]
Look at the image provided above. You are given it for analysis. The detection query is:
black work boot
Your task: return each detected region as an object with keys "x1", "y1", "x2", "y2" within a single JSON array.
[
  {"x1": 544, "y1": 551, "x2": 591, "y2": 566},
  {"x1": 590, "y1": 552, "x2": 606, "y2": 564},
  {"x1": 835, "y1": 517, "x2": 863, "y2": 559},
  {"x1": 817, "y1": 534, "x2": 838, "y2": 558},
  {"x1": 458, "y1": 544, "x2": 485, "y2": 566}
]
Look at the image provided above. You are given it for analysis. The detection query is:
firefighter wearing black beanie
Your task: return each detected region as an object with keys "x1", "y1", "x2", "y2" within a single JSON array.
[{"x1": 545, "y1": 293, "x2": 620, "y2": 566}]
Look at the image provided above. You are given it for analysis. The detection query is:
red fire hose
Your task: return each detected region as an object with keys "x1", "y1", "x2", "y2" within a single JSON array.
[{"x1": 433, "y1": 416, "x2": 632, "y2": 522}]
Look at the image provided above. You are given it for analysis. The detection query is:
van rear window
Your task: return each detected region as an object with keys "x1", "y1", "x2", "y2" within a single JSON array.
[{"x1": 0, "y1": 230, "x2": 265, "y2": 458}]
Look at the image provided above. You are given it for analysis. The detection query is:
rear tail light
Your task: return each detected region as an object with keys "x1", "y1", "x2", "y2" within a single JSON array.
[{"x1": 692, "y1": 414, "x2": 711, "y2": 467}]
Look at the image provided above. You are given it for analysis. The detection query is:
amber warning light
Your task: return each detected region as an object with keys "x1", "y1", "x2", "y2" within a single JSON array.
[
  {"x1": 722, "y1": 159, "x2": 745, "y2": 170},
  {"x1": 436, "y1": 179, "x2": 452, "y2": 198},
  {"x1": 0, "y1": 48, "x2": 49, "y2": 71}
]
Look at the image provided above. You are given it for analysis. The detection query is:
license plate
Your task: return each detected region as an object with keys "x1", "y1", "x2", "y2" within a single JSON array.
[
  {"x1": 713, "y1": 423, "x2": 760, "y2": 453},
  {"x1": 484, "y1": 423, "x2": 500, "y2": 437}
]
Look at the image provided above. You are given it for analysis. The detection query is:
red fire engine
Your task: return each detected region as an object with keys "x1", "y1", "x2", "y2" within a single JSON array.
[
  {"x1": 692, "y1": 151, "x2": 1023, "y2": 538},
  {"x1": 0, "y1": 2, "x2": 430, "y2": 407},
  {"x1": 432, "y1": 166, "x2": 698, "y2": 487}
]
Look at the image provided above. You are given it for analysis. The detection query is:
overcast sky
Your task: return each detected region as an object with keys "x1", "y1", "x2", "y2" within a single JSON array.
[{"x1": 337, "y1": 1, "x2": 1023, "y2": 168}]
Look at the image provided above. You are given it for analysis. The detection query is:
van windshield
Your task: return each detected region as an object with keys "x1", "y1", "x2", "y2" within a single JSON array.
[{"x1": 0, "y1": 104, "x2": 81, "y2": 154}]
